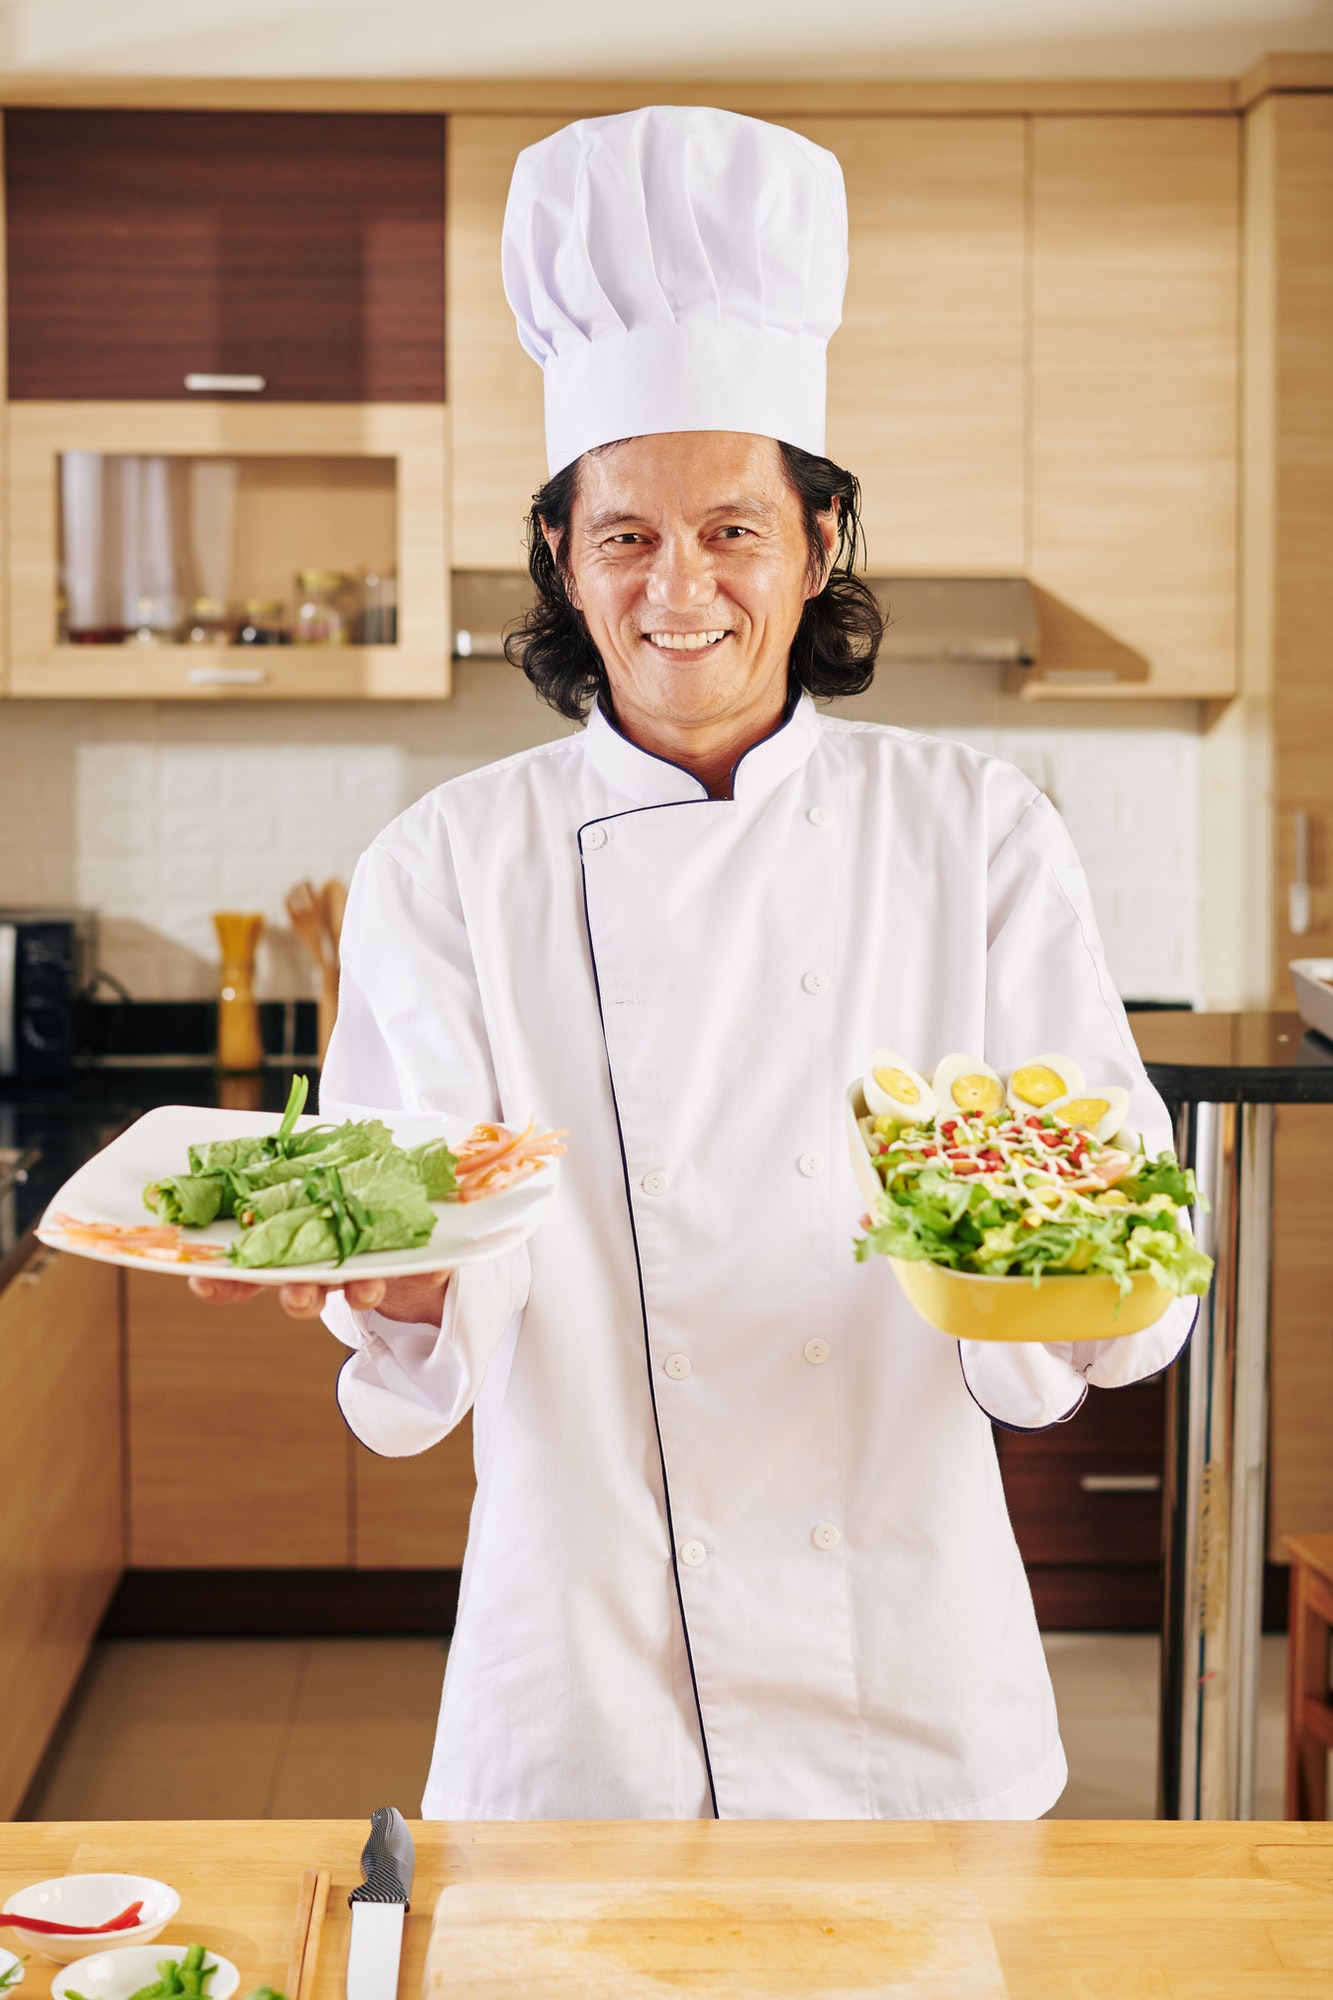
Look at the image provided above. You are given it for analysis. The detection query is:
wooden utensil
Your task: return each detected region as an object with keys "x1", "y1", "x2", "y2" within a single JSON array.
[
  {"x1": 285, "y1": 1866, "x2": 330, "y2": 2000},
  {"x1": 285, "y1": 879, "x2": 345, "y2": 1063},
  {"x1": 425, "y1": 1879, "x2": 1006, "y2": 1998}
]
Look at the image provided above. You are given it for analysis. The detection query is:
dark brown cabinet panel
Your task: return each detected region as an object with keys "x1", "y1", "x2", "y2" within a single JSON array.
[
  {"x1": 996, "y1": 1374, "x2": 1166, "y2": 1628},
  {"x1": 6, "y1": 110, "x2": 444, "y2": 401}
]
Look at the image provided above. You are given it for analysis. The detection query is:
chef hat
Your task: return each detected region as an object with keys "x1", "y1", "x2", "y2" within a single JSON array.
[{"x1": 502, "y1": 105, "x2": 848, "y2": 475}]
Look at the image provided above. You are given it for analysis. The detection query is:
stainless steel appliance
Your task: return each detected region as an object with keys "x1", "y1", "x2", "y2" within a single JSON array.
[{"x1": 0, "y1": 909, "x2": 96, "y2": 1079}]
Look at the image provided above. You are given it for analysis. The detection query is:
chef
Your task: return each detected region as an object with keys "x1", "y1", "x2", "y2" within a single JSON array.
[{"x1": 196, "y1": 106, "x2": 1194, "y2": 1821}]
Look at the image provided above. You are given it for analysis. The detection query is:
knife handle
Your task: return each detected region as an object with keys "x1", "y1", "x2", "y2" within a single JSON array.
[{"x1": 350, "y1": 1806, "x2": 414, "y2": 1910}]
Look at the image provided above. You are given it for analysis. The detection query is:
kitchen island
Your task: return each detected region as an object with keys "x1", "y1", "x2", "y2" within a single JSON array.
[{"x1": 3, "y1": 1820, "x2": 1330, "y2": 1997}]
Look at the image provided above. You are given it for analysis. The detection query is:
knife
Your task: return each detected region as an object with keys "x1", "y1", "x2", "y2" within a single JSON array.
[{"x1": 346, "y1": 1806, "x2": 415, "y2": 2000}]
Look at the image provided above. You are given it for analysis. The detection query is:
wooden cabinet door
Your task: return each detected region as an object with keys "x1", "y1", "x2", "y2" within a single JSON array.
[
  {"x1": 1269, "y1": 1103, "x2": 1333, "y2": 1554},
  {"x1": 353, "y1": 1414, "x2": 476, "y2": 1568},
  {"x1": 125, "y1": 1272, "x2": 352, "y2": 1567},
  {"x1": 787, "y1": 117, "x2": 1027, "y2": 575},
  {"x1": 447, "y1": 116, "x2": 564, "y2": 570},
  {"x1": 6, "y1": 110, "x2": 445, "y2": 402},
  {"x1": 1030, "y1": 116, "x2": 1240, "y2": 696},
  {"x1": 0, "y1": 1249, "x2": 122, "y2": 1817},
  {"x1": 995, "y1": 1374, "x2": 1166, "y2": 1628}
]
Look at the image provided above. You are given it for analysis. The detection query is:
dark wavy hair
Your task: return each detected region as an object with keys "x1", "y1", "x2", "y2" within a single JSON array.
[{"x1": 502, "y1": 440, "x2": 884, "y2": 722}]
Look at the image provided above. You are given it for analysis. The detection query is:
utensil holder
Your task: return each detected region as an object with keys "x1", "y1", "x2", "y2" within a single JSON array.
[{"x1": 214, "y1": 911, "x2": 265, "y2": 1072}]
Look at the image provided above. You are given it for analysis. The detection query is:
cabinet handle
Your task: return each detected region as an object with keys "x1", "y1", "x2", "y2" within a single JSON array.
[
  {"x1": 187, "y1": 666, "x2": 268, "y2": 688},
  {"x1": 1289, "y1": 810, "x2": 1312, "y2": 937},
  {"x1": 184, "y1": 373, "x2": 266, "y2": 393},
  {"x1": 1080, "y1": 1473, "x2": 1162, "y2": 1493}
]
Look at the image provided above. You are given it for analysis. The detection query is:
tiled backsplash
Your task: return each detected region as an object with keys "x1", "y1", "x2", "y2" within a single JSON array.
[{"x1": 2, "y1": 661, "x2": 1205, "y2": 1005}]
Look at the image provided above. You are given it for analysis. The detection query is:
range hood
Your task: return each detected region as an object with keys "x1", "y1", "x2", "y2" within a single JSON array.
[
  {"x1": 452, "y1": 570, "x2": 1041, "y2": 670},
  {"x1": 869, "y1": 577, "x2": 1039, "y2": 668}
]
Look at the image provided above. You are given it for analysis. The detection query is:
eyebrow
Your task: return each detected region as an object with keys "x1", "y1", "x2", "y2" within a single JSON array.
[{"x1": 581, "y1": 496, "x2": 777, "y2": 537}]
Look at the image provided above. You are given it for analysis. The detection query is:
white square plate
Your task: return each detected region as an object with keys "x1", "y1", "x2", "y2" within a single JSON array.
[{"x1": 37, "y1": 1103, "x2": 558, "y2": 1284}]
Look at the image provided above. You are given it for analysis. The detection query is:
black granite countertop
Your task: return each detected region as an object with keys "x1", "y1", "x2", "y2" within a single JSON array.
[
  {"x1": 0, "y1": 1063, "x2": 318, "y2": 1291},
  {"x1": 1129, "y1": 1009, "x2": 1333, "y2": 1104}
]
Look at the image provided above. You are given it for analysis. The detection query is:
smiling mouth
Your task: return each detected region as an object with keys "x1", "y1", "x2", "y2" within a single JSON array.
[{"x1": 643, "y1": 630, "x2": 731, "y2": 652}]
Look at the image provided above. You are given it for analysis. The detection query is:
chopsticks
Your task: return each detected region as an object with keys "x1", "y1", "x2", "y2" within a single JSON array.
[{"x1": 285, "y1": 1867, "x2": 331, "y2": 2000}]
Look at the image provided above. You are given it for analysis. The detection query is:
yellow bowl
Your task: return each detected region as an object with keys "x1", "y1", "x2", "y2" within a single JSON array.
[
  {"x1": 887, "y1": 1256, "x2": 1174, "y2": 1343},
  {"x1": 845, "y1": 1078, "x2": 1174, "y2": 1342}
]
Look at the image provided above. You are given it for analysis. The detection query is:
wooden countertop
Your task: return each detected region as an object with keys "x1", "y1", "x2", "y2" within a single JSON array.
[{"x1": 4, "y1": 1819, "x2": 1331, "y2": 1998}]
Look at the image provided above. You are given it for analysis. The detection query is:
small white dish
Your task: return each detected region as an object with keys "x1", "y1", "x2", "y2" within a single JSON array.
[
  {"x1": 1, "y1": 1879, "x2": 180, "y2": 1964},
  {"x1": 0, "y1": 1947, "x2": 26, "y2": 1993},
  {"x1": 51, "y1": 1948, "x2": 237, "y2": 2000},
  {"x1": 36, "y1": 1102, "x2": 560, "y2": 1284}
]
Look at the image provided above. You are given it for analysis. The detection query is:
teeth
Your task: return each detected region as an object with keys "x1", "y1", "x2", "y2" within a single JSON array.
[{"x1": 646, "y1": 630, "x2": 728, "y2": 651}]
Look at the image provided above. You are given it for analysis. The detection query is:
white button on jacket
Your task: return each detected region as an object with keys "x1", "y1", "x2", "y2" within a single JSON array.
[{"x1": 322, "y1": 694, "x2": 1194, "y2": 1825}]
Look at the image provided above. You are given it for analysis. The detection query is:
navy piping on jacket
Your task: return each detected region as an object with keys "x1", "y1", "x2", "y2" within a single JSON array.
[{"x1": 578, "y1": 798, "x2": 725, "y2": 1820}]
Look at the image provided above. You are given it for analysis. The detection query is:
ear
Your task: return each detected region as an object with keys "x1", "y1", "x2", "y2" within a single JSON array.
[
  {"x1": 539, "y1": 517, "x2": 583, "y2": 612},
  {"x1": 806, "y1": 497, "x2": 840, "y2": 600}
]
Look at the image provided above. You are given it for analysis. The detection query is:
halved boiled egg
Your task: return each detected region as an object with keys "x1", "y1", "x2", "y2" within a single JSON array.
[
  {"x1": 863, "y1": 1050, "x2": 936, "y2": 1125},
  {"x1": 931, "y1": 1053, "x2": 1005, "y2": 1120},
  {"x1": 1006, "y1": 1052, "x2": 1085, "y2": 1117},
  {"x1": 1047, "y1": 1086, "x2": 1131, "y2": 1144}
]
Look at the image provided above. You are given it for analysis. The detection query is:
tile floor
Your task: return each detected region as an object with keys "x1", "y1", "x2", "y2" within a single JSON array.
[{"x1": 22, "y1": 1632, "x2": 1290, "y2": 1821}]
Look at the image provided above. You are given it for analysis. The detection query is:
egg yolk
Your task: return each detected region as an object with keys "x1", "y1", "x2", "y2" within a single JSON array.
[
  {"x1": 950, "y1": 1073, "x2": 1004, "y2": 1114},
  {"x1": 874, "y1": 1066, "x2": 920, "y2": 1104},
  {"x1": 1058, "y1": 1096, "x2": 1112, "y2": 1130},
  {"x1": 1011, "y1": 1063, "x2": 1066, "y2": 1107}
]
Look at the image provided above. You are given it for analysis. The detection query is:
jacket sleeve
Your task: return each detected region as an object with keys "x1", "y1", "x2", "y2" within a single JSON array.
[
  {"x1": 318, "y1": 836, "x2": 532, "y2": 1456},
  {"x1": 959, "y1": 786, "x2": 1197, "y2": 1431}
]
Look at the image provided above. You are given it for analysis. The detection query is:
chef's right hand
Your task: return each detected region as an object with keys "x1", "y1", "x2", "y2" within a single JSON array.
[{"x1": 187, "y1": 1270, "x2": 452, "y2": 1325}]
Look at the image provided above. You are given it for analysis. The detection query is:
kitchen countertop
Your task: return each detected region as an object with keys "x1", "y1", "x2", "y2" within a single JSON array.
[
  {"x1": 2, "y1": 1819, "x2": 1330, "y2": 1998},
  {"x1": 1130, "y1": 1009, "x2": 1333, "y2": 1103},
  {"x1": 0, "y1": 1065, "x2": 317, "y2": 1292}
]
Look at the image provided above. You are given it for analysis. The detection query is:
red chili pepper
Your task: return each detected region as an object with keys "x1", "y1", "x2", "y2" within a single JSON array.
[{"x1": 0, "y1": 1903, "x2": 145, "y2": 1937}]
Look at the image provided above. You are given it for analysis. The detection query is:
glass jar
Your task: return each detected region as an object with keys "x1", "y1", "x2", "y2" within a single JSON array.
[
  {"x1": 234, "y1": 598, "x2": 290, "y2": 646},
  {"x1": 293, "y1": 569, "x2": 353, "y2": 647},
  {"x1": 184, "y1": 597, "x2": 233, "y2": 646},
  {"x1": 356, "y1": 567, "x2": 398, "y2": 645}
]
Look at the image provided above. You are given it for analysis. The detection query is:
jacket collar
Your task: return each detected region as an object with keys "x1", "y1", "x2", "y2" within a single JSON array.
[{"x1": 582, "y1": 692, "x2": 823, "y2": 809}]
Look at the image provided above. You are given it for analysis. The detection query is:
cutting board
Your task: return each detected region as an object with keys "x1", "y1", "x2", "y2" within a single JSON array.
[{"x1": 424, "y1": 1879, "x2": 1007, "y2": 1997}]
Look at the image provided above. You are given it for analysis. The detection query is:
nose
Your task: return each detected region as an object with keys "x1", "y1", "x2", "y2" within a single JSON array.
[{"x1": 644, "y1": 532, "x2": 715, "y2": 610}]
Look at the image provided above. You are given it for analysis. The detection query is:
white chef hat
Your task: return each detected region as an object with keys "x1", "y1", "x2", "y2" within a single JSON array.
[{"x1": 502, "y1": 105, "x2": 848, "y2": 475}]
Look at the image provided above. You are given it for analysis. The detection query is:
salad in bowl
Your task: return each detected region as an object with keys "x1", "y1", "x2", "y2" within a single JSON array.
[{"x1": 847, "y1": 1048, "x2": 1213, "y2": 1342}]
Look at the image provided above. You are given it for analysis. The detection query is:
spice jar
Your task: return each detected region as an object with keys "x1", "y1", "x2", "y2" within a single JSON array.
[
  {"x1": 184, "y1": 597, "x2": 233, "y2": 646},
  {"x1": 293, "y1": 570, "x2": 353, "y2": 646},
  {"x1": 356, "y1": 567, "x2": 398, "y2": 645},
  {"x1": 235, "y1": 598, "x2": 290, "y2": 646}
]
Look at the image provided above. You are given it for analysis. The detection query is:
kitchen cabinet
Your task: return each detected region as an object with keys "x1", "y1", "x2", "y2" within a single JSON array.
[
  {"x1": 1027, "y1": 116, "x2": 1240, "y2": 698},
  {"x1": 124, "y1": 1274, "x2": 478, "y2": 1571},
  {"x1": 7, "y1": 399, "x2": 449, "y2": 698},
  {"x1": 0, "y1": 1247, "x2": 121, "y2": 1817},
  {"x1": 5, "y1": 110, "x2": 445, "y2": 403},
  {"x1": 447, "y1": 116, "x2": 563, "y2": 571},
  {"x1": 354, "y1": 1414, "x2": 475, "y2": 1567},
  {"x1": 1246, "y1": 94, "x2": 1333, "y2": 1553},
  {"x1": 448, "y1": 113, "x2": 1028, "y2": 577},
  {"x1": 996, "y1": 1376, "x2": 1166, "y2": 1629},
  {"x1": 125, "y1": 1271, "x2": 353, "y2": 1567},
  {"x1": 786, "y1": 117, "x2": 1027, "y2": 574}
]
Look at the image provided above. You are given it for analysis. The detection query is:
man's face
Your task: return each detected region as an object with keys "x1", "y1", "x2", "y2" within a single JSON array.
[{"x1": 550, "y1": 431, "x2": 833, "y2": 737}]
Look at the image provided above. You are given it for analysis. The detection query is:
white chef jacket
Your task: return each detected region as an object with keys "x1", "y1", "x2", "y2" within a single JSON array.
[{"x1": 321, "y1": 693, "x2": 1193, "y2": 1823}]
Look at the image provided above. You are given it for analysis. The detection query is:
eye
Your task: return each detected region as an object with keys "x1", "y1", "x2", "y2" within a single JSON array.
[
  {"x1": 606, "y1": 532, "x2": 647, "y2": 546},
  {"x1": 715, "y1": 525, "x2": 753, "y2": 541}
]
